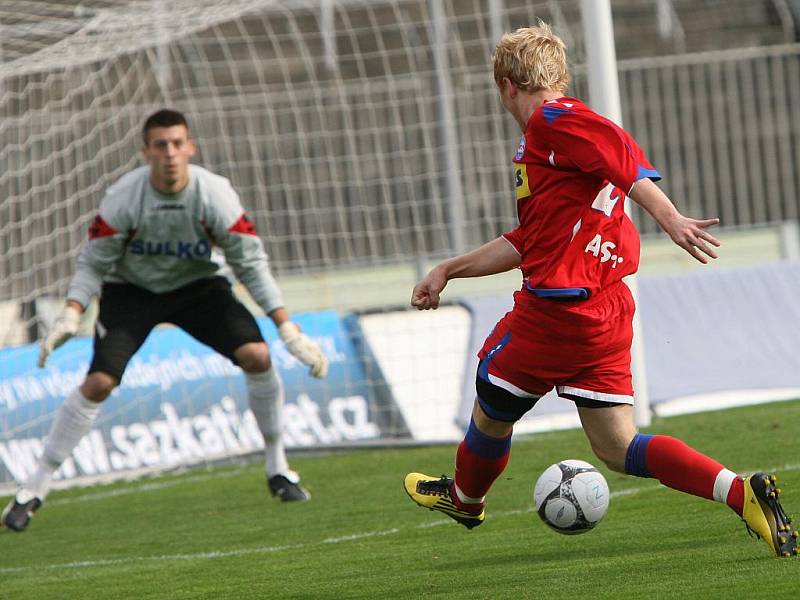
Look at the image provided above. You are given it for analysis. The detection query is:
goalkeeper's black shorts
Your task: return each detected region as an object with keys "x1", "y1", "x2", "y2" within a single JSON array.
[{"x1": 88, "y1": 276, "x2": 264, "y2": 380}]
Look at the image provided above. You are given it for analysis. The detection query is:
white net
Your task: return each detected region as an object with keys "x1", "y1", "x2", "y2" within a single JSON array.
[{"x1": 3, "y1": 0, "x2": 519, "y2": 308}]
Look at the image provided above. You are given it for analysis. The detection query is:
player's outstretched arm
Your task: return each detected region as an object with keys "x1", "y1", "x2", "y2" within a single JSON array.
[
  {"x1": 270, "y1": 307, "x2": 329, "y2": 379},
  {"x1": 38, "y1": 300, "x2": 84, "y2": 368},
  {"x1": 411, "y1": 237, "x2": 521, "y2": 310},
  {"x1": 629, "y1": 177, "x2": 721, "y2": 264}
]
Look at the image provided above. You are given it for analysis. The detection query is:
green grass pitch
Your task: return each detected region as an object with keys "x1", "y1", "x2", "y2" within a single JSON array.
[{"x1": 1, "y1": 399, "x2": 798, "y2": 599}]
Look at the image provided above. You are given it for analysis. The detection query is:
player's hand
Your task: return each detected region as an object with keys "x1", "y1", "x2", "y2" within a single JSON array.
[
  {"x1": 411, "y1": 267, "x2": 448, "y2": 310},
  {"x1": 664, "y1": 214, "x2": 721, "y2": 264},
  {"x1": 37, "y1": 305, "x2": 82, "y2": 368},
  {"x1": 278, "y1": 321, "x2": 328, "y2": 378}
]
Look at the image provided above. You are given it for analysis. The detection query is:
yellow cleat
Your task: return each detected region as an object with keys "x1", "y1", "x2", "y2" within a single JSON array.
[
  {"x1": 403, "y1": 473, "x2": 485, "y2": 529},
  {"x1": 741, "y1": 472, "x2": 798, "y2": 557}
]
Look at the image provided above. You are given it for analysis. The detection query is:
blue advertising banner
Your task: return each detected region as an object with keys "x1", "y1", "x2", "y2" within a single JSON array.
[{"x1": 0, "y1": 311, "x2": 393, "y2": 487}]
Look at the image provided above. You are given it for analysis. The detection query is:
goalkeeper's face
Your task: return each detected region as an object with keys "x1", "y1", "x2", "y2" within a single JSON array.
[{"x1": 142, "y1": 125, "x2": 196, "y2": 193}]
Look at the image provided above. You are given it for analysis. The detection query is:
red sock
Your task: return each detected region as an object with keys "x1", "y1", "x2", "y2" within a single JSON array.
[
  {"x1": 645, "y1": 435, "x2": 742, "y2": 513},
  {"x1": 452, "y1": 419, "x2": 511, "y2": 513},
  {"x1": 726, "y1": 478, "x2": 744, "y2": 516}
]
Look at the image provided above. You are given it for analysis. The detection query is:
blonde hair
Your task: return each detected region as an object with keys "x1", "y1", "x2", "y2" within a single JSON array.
[{"x1": 493, "y1": 21, "x2": 569, "y2": 94}]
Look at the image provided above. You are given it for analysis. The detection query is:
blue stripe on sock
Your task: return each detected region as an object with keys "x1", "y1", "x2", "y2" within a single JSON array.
[
  {"x1": 624, "y1": 433, "x2": 654, "y2": 478},
  {"x1": 464, "y1": 418, "x2": 511, "y2": 460}
]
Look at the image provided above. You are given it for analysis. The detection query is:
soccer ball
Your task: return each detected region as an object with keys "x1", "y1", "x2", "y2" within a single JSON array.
[{"x1": 533, "y1": 459, "x2": 609, "y2": 535}]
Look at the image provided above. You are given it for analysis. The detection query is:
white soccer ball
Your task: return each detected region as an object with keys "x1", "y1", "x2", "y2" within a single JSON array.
[{"x1": 533, "y1": 459, "x2": 609, "y2": 535}]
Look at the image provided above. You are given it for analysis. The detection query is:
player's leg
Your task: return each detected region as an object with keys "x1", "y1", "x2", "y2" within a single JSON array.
[
  {"x1": 576, "y1": 402, "x2": 797, "y2": 556},
  {"x1": 3, "y1": 284, "x2": 155, "y2": 532},
  {"x1": 577, "y1": 402, "x2": 745, "y2": 515},
  {"x1": 170, "y1": 277, "x2": 308, "y2": 502},
  {"x1": 25, "y1": 373, "x2": 116, "y2": 492},
  {"x1": 405, "y1": 329, "x2": 545, "y2": 528},
  {"x1": 233, "y1": 342, "x2": 309, "y2": 502},
  {"x1": 404, "y1": 397, "x2": 519, "y2": 529},
  {"x1": 561, "y1": 307, "x2": 748, "y2": 514}
]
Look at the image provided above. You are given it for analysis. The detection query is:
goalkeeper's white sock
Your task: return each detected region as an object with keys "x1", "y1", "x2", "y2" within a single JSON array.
[
  {"x1": 25, "y1": 388, "x2": 102, "y2": 500},
  {"x1": 246, "y1": 368, "x2": 290, "y2": 478}
]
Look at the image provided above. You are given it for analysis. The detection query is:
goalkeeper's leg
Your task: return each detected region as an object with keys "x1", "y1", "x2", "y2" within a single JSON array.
[
  {"x1": 2, "y1": 373, "x2": 112, "y2": 532},
  {"x1": 176, "y1": 287, "x2": 311, "y2": 503},
  {"x1": 238, "y1": 343, "x2": 310, "y2": 502}
]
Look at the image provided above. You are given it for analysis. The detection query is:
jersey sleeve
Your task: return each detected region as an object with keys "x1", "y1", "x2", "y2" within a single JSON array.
[
  {"x1": 539, "y1": 107, "x2": 660, "y2": 193},
  {"x1": 501, "y1": 227, "x2": 524, "y2": 255},
  {"x1": 67, "y1": 192, "x2": 134, "y2": 308},
  {"x1": 203, "y1": 180, "x2": 285, "y2": 315}
]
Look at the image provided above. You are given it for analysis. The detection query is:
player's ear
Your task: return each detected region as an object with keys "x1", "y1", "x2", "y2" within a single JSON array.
[
  {"x1": 140, "y1": 130, "x2": 152, "y2": 158},
  {"x1": 187, "y1": 137, "x2": 197, "y2": 157},
  {"x1": 503, "y1": 77, "x2": 517, "y2": 98}
]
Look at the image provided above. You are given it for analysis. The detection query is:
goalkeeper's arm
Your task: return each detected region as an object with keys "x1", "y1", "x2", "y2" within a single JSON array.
[
  {"x1": 206, "y1": 181, "x2": 328, "y2": 378},
  {"x1": 217, "y1": 220, "x2": 328, "y2": 379},
  {"x1": 39, "y1": 202, "x2": 130, "y2": 368}
]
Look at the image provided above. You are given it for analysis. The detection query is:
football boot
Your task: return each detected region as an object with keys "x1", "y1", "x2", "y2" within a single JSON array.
[
  {"x1": 404, "y1": 473, "x2": 484, "y2": 529},
  {"x1": 268, "y1": 472, "x2": 310, "y2": 502},
  {"x1": 741, "y1": 472, "x2": 798, "y2": 557},
  {"x1": 2, "y1": 489, "x2": 42, "y2": 532}
]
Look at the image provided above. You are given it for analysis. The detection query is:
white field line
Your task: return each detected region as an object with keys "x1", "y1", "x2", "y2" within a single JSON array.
[
  {"x1": 46, "y1": 469, "x2": 244, "y2": 507},
  {"x1": 2, "y1": 462, "x2": 798, "y2": 575}
]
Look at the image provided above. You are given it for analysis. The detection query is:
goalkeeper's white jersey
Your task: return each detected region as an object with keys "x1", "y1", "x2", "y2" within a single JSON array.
[{"x1": 67, "y1": 165, "x2": 284, "y2": 314}]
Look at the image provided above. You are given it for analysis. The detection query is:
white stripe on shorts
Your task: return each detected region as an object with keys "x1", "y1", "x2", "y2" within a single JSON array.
[
  {"x1": 556, "y1": 385, "x2": 634, "y2": 405},
  {"x1": 487, "y1": 373, "x2": 540, "y2": 399}
]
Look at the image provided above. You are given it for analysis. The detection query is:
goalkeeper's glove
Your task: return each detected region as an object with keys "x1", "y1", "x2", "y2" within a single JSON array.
[
  {"x1": 37, "y1": 305, "x2": 82, "y2": 368},
  {"x1": 278, "y1": 321, "x2": 328, "y2": 378}
]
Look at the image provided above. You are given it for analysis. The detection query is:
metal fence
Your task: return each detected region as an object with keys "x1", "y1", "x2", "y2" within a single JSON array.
[{"x1": 1, "y1": 1, "x2": 799, "y2": 304}]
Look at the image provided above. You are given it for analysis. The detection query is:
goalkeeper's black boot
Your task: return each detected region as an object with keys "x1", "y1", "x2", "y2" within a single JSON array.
[
  {"x1": 404, "y1": 473, "x2": 484, "y2": 529},
  {"x1": 2, "y1": 489, "x2": 42, "y2": 532},
  {"x1": 742, "y1": 473, "x2": 798, "y2": 557},
  {"x1": 268, "y1": 472, "x2": 310, "y2": 502}
]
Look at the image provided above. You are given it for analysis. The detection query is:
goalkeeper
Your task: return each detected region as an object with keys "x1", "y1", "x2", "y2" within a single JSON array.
[{"x1": 3, "y1": 109, "x2": 327, "y2": 532}]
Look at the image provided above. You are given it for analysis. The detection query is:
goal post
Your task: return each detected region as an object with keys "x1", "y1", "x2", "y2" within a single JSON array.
[{"x1": 580, "y1": 0, "x2": 652, "y2": 427}]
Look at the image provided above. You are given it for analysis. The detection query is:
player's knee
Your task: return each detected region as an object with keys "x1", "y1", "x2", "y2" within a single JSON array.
[
  {"x1": 236, "y1": 342, "x2": 271, "y2": 373},
  {"x1": 80, "y1": 372, "x2": 119, "y2": 402},
  {"x1": 473, "y1": 403, "x2": 514, "y2": 438}
]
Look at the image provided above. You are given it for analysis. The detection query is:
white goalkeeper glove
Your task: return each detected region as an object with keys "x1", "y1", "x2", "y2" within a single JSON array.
[
  {"x1": 37, "y1": 305, "x2": 82, "y2": 368},
  {"x1": 278, "y1": 321, "x2": 328, "y2": 379}
]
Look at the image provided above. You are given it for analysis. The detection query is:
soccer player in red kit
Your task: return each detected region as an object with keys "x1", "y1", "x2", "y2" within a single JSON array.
[{"x1": 404, "y1": 23, "x2": 797, "y2": 557}]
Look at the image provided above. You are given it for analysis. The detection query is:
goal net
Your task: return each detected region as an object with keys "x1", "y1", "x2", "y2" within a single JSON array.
[
  {"x1": 1, "y1": 0, "x2": 598, "y2": 308},
  {"x1": 3, "y1": 0, "x2": 573, "y2": 490}
]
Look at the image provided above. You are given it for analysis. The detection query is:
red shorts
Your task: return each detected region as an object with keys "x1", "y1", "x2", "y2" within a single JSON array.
[{"x1": 478, "y1": 281, "x2": 636, "y2": 405}]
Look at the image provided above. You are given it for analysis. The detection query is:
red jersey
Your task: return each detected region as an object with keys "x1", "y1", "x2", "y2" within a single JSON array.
[{"x1": 502, "y1": 97, "x2": 660, "y2": 298}]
